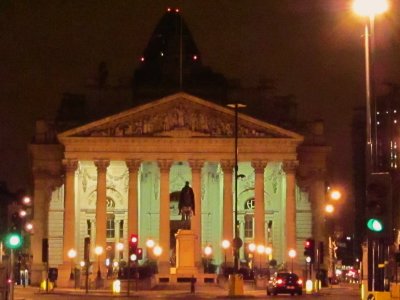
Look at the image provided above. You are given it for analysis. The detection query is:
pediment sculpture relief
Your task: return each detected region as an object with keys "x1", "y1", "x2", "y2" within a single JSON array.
[{"x1": 77, "y1": 100, "x2": 275, "y2": 138}]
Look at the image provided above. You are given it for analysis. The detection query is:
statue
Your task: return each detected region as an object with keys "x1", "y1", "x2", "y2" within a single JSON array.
[{"x1": 179, "y1": 181, "x2": 195, "y2": 221}]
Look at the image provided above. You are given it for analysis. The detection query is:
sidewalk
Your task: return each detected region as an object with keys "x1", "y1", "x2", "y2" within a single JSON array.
[
  {"x1": 15, "y1": 282, "x2": 360, "y2": 299},
  {"x1": 16, "y1": 284, "x2": 267, "y2": 298}
]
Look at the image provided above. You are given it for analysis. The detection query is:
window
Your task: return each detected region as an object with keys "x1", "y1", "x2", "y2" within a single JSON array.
[
  {"x1": 106, "y1": 215, "x2": 115, "y2": 238},
  {"x1": 119, "y1": 220, "x2": 124, "y2": 238},
  {"x1": 244, "y1": 215, "x2": 253, "y2": 238},
  {"x1": 87, "y1": 220, "x2": 91, "y2": 236}
]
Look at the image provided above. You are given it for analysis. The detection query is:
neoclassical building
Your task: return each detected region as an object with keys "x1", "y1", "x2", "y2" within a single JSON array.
[{"x1": 29, "y1": 92, "x2": 330, "y2": 285}]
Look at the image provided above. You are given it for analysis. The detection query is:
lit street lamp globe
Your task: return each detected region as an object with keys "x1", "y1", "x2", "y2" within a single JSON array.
[
  {"x1": 204, "y1": 245, "x2": 213, "y2": 256},
  {"x1": 353, "y1": 0, "x2": 389, "y2": 17},
  {"x1": 248, "y1": 243, "x2": 256, "y2": 253},
  {"x1": 153, "y1": 245, "x2": 162, "y2": 257},
  {"x1": 68, "y1": 248, "x2": 77, "y2": 259},
  {"x1": 146, "y1": 239, "x2": 155, "y2": 248},
  {"x1": 325, "y1": 204, "x2": 335, "y2": 214},
  {"x1": 288, "y1": 249, "x2": 297, "y2": 259},
  {"x1": 257, "y1": 245, "x2": 265, "y2": 254},
  {"x1": 221, "y1": 239, "x2": 230, "y2": 250}
]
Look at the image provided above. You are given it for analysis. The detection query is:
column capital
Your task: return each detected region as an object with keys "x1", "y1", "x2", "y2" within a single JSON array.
[
  {"x1": 282, "y1": 160, "x2": 299, "y2": 174},
  {"x1": 94, "y1": 159, "x2": 110, "y2": 172},
  {"x1": 188, "y1": 159, "x2": 205, "y2": 172},
  {"x1": 158, "y1": 159, "x2": 173, "y2": 172},
  {"x1": 220, "y1": 159, "x2": 235, "y2": 173},
  {"x1": 62, "y1": 159, "x2": 78, "y2": 173},
  {"x1": 126, "y1": 159, "x2": 141, "y2": 173},
  {"x1": 251, "y1": 160, "x2": 268, "y2": 173}
]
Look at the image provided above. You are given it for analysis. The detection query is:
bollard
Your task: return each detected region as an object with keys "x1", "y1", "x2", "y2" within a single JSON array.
[{"x1": 190, "y1": 275, "x2": 195, "y2": 294}]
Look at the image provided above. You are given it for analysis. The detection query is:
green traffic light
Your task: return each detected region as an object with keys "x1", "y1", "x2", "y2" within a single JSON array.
[
  {"x1": 5, "y1": 232, "x2": 23, "y2": 249},
  {"x1": 367, "y1": 218, "x2": 383, "y2": 232}
]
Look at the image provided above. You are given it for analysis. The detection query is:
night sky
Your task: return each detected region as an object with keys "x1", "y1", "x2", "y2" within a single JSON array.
[{"x1": 0, "y1": 0, "x2": 399, "y2": 213}]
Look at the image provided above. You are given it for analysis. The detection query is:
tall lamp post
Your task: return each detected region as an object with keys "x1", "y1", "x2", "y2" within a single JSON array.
[
  {"x1": 227, "y1": 101, "x2": 246, "y2": 296},
  {"x1": 353, "y1": 0, "x2": 389, "y2": 171},
  {"x1": 221, "y1": 239, "x2": 231, "y2": 268},
  {"x1": 353, "y1": 0, "x2": 389, "y2": 293},
  {"x1": 227, "y1": 102, "x2": 246, "y2": 273},
  {"x1": 288, "y1": 249, "x2": 297, "y2": 273},
  {"x1": 67, "y1": 248, "x2": 77, "y2": 280},
  {"x1": 95, "y1": 246, "x2": 104, "y2": 279}
]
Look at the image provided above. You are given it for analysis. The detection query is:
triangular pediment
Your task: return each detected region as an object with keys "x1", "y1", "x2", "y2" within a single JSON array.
[{"x1": 58, "y1": 92, "x2": 303, "y2": 140}]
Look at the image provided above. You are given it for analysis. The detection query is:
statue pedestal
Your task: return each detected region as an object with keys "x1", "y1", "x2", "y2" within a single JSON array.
[{"x1": 175, "y1": 229, "x2": 198, "y2": 275}]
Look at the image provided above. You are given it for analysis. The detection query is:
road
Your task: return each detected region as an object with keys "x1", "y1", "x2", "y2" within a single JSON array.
[{"x1": 14, "y1": 283, "x2": 360, "y2": 299}]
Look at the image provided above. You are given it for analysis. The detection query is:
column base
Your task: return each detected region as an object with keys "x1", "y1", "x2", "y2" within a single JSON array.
[
  {"x1": 228, "y1": 274, "x2": 244, "y2": 296},
  {"x1": 55, "y1": 262, "x2": 76, "y2": 288},
  {"x1": 30, "y1": 263, "x2": 46, "y2": 286},
  {"x1": 158, "y1": 261, "x2": 171, "y2": 275}
]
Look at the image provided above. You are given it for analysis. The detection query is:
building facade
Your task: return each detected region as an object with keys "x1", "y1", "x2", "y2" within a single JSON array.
[{"x1": 29, "y1": 92, "x2": 330, "y2": 285}]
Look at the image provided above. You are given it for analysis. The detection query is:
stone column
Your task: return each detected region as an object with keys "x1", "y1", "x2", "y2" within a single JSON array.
[
  {"x1": 94, "y1": 159, "x2": 109, "y2": 269},
  {"x1": 63, "y1": 159, "x2": 78, "y2": 262},
  {"x1": 30, "y1": 173, "x2": 52, "y2": 285},
  {"x1": 126, "y1": 160, "x2": 141, "y2": 237},
  {"x1": 309, "y1": 170, "x2": 327, "y2": 267},
  {"x1": 283, "y1": 160, "x2": 298, "y2": 269},
  {"x1": 221, "y1": 159, "x2": 234, "y2": 264},
  {"x1": 188, "y1": 159, "x2": 204, "y2": 269},
  {"x1": 158, "y1": 159, "x2": 173, "y2": 274},
  {"x1": 252, "y1": 160, "x2": 267, "y2": 267}
]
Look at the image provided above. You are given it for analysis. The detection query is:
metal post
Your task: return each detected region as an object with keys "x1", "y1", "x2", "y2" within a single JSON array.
[
  {"x1": 234, "y1": 103, "x2": 239, "y2": 273},
  {"x1": 9, "y1": 249, "x2": 14, "y2": 300},
  {"x1": 85, "y1": 261, "x2": 89, "y2": 294},
  {"x1": 127, "y1": 260, "x2": 131, "y2": 296}
]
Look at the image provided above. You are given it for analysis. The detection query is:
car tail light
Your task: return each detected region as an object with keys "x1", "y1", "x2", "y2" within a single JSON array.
[
  {"x1": 297, "y1": 279, "x2": 303, "y2": 285},
  {"x1": 276, "y1": 278, "x2": 283, "y2": 285}
]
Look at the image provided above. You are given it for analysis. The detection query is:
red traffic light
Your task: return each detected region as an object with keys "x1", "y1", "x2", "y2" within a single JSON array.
[
  {"x1": 130, "y1": 234, "x2": 138, "y2": 244},
  {"x1": 137, "y1": 248, "x2": 143, "y2": 260}
]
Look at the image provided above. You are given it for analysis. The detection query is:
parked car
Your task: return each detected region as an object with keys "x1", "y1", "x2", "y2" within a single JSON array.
[{"x1": 267, "y1": 272, "x2": 303, "y2": 296}]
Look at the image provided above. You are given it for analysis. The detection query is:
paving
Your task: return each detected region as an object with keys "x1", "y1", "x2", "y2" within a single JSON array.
[{"x1": 14, "y1": 282, "x2": 360, "y2": 299}]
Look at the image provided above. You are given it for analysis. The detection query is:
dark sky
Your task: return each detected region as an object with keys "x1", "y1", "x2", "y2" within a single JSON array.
[{"x1": 0, "y1": 0, "x2": 399, "y2": 210}]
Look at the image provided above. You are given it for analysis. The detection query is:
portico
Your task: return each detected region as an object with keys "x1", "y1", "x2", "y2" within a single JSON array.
[{"x1": 29, "y1": 93, "x2": 329, "y2": 286}]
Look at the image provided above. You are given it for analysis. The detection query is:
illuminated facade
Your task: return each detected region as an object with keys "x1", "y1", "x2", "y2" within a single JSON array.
[{"x1": 29, "y1": 92, "x2": 330, "y2": 286}]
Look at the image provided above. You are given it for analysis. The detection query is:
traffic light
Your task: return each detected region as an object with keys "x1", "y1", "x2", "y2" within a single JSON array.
[
  {"x1": 42, "y1": 238, "x2": 48, "y2": 263},
  {"x1": 365, "y1": 173, "x2": 392, "y2": 240},
  {"x1": 10, "y1": 212, "x2": 22, "y2": 232},
  {"x1": 84, "y1": 237, "x2": 90, "y2": 261},
  {"x1": 304, "y1": 238, "x2": 315, "y2": 263},
  {"x1": 129, "y1": 234, "x2": 138, "y2": 256},
  {"x1": 318, "y1": 241, "x2": 324, "y2": 264},
  {"x1": 5, "y1": 232, "x2": 23, "y2": 250},
  {"x1": 136, "y1": 248, "x2": 143, "y2": 260}
]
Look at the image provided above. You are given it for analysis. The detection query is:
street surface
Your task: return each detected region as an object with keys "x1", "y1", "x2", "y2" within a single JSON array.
[{"x1": 14, "y1": 283, "x2": 360, "y2": 299}]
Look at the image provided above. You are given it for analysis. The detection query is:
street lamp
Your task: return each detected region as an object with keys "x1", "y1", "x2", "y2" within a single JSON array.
[
  {"x1": 204, "y1": 245, "x2": 213, "y2": 273},
  {"x1": 227, "y1": 102, "x2": 246, "y2": 274},
  {"x1": 325, "y1": 204, "x2": 335, "y2": 214},
  {"x1": 265, "y1": 246, "x2": 272, "y2": 261},
  {"x1": 95, "y1": 246, "x2": 104, "y2": 279},
  {"x1": 288, "y1": 249, "x2": 297, "y2": 273},
  {"x1": 146, "y1": 239, "x2": 155, "y2": 260},
  {"x1": 353, "y1": 0, "x2": 389, "y2": 171},
  {"x1": 221, "y1": 239, "x2": 230, "y2": 268},
  {"x1": 22, "y1": 196, "x2": 32, "y2": 206},
  {"x1": 153, "y1": 245, "x2": 162, "y2": 273},
  {"x1": 248, "y1": 242, "x2": 256, "y2": 271},
  {"x1": 256, "y1": 245, "x2": 265, "y2": 271},
  {"x1": 67, "y1": 248, "x2": 77, "y2": 280}
]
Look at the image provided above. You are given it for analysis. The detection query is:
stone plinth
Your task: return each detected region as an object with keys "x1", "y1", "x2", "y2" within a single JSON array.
[{"x1": 175, "y1": 229, "x2": 198, "y2": 275}]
